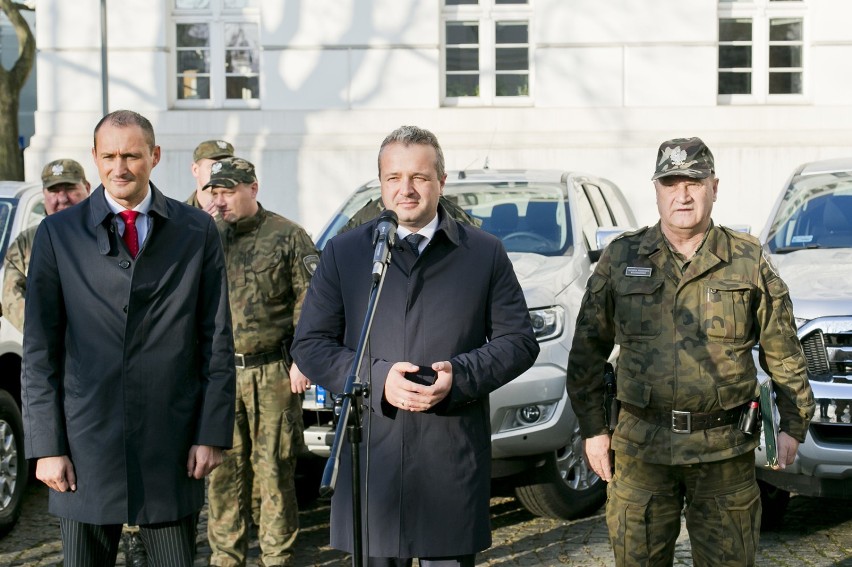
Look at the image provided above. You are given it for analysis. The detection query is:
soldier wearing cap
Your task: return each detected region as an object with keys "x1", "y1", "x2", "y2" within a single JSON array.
[
  {"x1": 566, "y1": 137, "x2": 814, "y2": 566},
  {"x1": 2, "y1": 159, "x2": 91, "y2": 332},
  {"x1": 203, "y1": 157, "x2": 317, "y2": 567},
  {"x1": 187, "y1": 139, "x2": 234, "y2": 214}
]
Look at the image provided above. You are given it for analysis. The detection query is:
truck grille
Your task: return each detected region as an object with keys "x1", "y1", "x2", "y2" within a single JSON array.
[
  {"x1": 802, "y1": 328, "x2": 852, "y2": 378},
  {"x1": 802, "y1": 323, "x2": 852, "y2": 428},
  {"x1": 802, "y1": 330, "x2": 831, "y2": 375}
]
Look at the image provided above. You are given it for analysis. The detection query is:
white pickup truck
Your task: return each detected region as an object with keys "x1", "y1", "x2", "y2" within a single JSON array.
[
  {"x1": 754, "y1": 157, "x2": 852, "y2": 527},
  {"x1": 304, "y1": 168, "x2": 637, "y2": 520},
  {"x1": 0, "y1": 180, "x2": 45, "y2": 535}
]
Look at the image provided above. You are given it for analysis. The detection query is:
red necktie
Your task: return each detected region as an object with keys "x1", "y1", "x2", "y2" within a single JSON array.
[{"x1": 119, "y1": 210, "x2": 140, "y2": 258}]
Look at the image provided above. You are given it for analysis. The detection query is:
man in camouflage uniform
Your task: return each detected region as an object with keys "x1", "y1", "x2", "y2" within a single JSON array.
[
  {"x1": 186, "y1": 139, "x2": 234, "y2": 213},
  {"x1": 2, "y1": 159, "x2": 91, "y2": 332},
  {"x1": 204, "y1": 157, "x2": 318, "y2": 567},
  {"x1": 566, "y1": 137, "x2": 815, "y2": 566}
]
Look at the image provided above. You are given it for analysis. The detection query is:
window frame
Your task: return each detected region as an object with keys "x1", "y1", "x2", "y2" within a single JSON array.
[
  {"x1": 441, "y1": 0, "x2": 533, "y2": 107},
  {"x1": 170, "y1": 0, "x2": 261, "y2": 109},
  {"x1": 717, "y1": 0, "x2": 808, "y2": 105}
]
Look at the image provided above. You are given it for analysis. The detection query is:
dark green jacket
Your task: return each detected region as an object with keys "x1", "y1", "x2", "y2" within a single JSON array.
[{"x1": 567, "y1": 222, "x2": 815, "y2": 465}]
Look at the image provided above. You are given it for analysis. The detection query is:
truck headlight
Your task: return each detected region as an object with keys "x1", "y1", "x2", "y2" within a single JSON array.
[{"x1": 529, "y1": 306, "x2": 564, "y2": 341}]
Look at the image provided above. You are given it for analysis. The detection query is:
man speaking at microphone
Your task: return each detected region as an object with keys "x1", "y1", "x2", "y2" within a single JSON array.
[{"x1": 292, "y1": 125, "x2": 539, "y2": 567}]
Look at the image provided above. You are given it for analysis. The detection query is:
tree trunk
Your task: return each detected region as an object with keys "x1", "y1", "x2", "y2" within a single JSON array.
[{"x1": 0, "y1": 0, "x2": 36, "y2": 181}]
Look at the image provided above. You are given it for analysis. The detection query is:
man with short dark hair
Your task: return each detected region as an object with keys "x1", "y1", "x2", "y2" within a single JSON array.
[
  {"x1": 187, "y1": 139, "x2": 234, "y2": 214},
  {"x1": 292, "y1": 125, "x2": 539, "y2": 566},
  {"x1": 2, "y1": 158, "x2": 91, "y2": 332},
  {"x1": 567, "y1": 137, "x2": 815, "y2": 566},
  {"x1": 22, "y1": 110, "x2": 235, "y2": 567}
]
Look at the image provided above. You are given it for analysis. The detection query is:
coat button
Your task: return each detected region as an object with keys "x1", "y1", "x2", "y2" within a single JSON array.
[{"x1": 119, "y1": 260, "x2": 131, "y2": 269}]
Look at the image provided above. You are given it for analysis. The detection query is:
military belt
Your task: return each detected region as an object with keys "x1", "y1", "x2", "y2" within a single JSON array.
[
  {"x1": 621, "y1": 403, "x2": 742, "y2": 434},
  {"x1": 234, "y1": 350, "x2": 284, "y2": 369}
]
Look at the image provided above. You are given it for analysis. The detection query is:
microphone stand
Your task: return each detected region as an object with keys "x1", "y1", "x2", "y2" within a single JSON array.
[{"x1": 319, "y1": 249, "x2": 393, "y2": 567}]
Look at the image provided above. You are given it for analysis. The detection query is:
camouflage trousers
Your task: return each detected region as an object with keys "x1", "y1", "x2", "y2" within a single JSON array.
[
  {"x1": 208, "y1": 360, "x2": 303, "y2": 567},
  {"x1": 606, "y1": 451, "x2": 760, "y2": 567}
]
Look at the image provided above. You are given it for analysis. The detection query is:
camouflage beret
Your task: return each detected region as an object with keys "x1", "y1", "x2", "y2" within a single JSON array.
[
  {"x1": 652, "y1": 137, "x2": 715, "y2": 181},
  {"x1": 193, "y1": 139, "x2": 234, "y2": 162},
  {"x1": 41, "y1": 158, "x2": 87, "y2": 188},
  {"x1": 203, "y1": 157, "x2": 257, "y2": 190}
]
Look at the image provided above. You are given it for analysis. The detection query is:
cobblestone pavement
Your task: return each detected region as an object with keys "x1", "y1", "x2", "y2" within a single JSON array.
[{"x1": 2, "y1": 481, "x2": 852, "y2": 566}]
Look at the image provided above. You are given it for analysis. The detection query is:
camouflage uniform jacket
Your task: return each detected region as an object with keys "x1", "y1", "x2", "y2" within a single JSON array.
[
  {"x1": 186, "y1": 190, "x2": 201, "y2": 208},
  {"x1": 1, "y1": 225, "x2": 37, "y2": 332},
  {"x1": 567, "y1": 221, "x2": 815, "y2": 465},
  {"x1": 218, "y1": 204, "x2": 317, "y2": 355}
]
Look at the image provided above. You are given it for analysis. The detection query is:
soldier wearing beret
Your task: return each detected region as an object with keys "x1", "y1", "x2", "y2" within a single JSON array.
[
  {"x1": 2, "y1": 158, "x2": 91, "y2": 332},
  {"x1": 203, "y1": 157, "x2": 318, "y2": 567},
  {"x1": 187, "y1": 139, "x2": 234, "y2": 214},
  {"x1": 566, "y1": 137, "x2": 815, "y2": 566}
]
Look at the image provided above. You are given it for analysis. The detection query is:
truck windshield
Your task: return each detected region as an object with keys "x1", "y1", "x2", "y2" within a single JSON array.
[
  {"x1": 765, "y1": 174, "x2": 852, "y2": 253},
  {"x1": 317, "y1": 181, "x2": 572, "y2": 256},
  {"x1": 449, "y1": 182, "x2": 571, "y2": 256}
]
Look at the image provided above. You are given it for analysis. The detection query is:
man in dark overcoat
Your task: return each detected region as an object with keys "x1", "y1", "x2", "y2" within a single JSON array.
[
  {"x1": 292, "y1": 125, "x2": 539, "y2": 566},
  {"x1": 22, "y1": 110, "x2": 236, "y2": 567}
]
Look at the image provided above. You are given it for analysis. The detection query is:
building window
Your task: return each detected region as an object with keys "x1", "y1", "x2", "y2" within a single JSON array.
[
  {"x1": 718, "y1": 0, "x2": 806, "y2": 103},
  {"x1": 443, "y1": 0, "x2": 531, "y2": 106},
  {"x1": 172, "y1": 0, "x2": 260, "y2": 108}
]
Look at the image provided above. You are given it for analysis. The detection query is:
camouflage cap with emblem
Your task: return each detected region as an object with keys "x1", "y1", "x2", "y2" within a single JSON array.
[
  {"x1": 203, "y1": 157, "x2": 257, "y2": 189},
  {"x1": 41, "y1": 158, "x2": 87, "y2": 188},
  {"x1": 652, "y1": 137, "x2": 715, "y2": 181},
  {"x1": 193, "y1": 139, "x2": 234, "y2": 162}
]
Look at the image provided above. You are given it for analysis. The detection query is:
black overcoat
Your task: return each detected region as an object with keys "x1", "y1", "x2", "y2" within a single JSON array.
[
  {"x1": 292, "y1": 208, "x2": 539, "y2": 557},
  {"x1": 22, "y1": 185, "x2": 235, "y2": 525}
]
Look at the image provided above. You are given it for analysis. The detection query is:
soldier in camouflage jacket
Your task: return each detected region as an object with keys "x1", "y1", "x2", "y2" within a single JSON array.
[
  {"x1": 2, "y1": 159, "x2": 90, "y2": 331},
  {"x1": 203, "y1": 157, "x2": 318, "y2": 567},
  {"x1": 567, "y1": 138, "x2": 814, "y2": 567}
]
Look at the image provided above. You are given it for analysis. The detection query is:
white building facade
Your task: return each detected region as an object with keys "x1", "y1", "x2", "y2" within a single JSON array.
[{"x1": 25, "y1": 0, "x2": 852, "y2": 234}]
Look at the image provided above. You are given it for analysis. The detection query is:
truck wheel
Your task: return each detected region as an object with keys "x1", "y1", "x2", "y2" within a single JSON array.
[
  {"x1": 514, "y1": 422, "x2": 606, "y2": 520},
  {"x1": 0, "y1": 390, "x2": 27, "y2": 536},
  {"x1": 757, "y1": 479, "x2": 790, "y2": 531}
]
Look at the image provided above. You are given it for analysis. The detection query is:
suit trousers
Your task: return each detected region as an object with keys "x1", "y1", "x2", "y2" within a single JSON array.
[{"x1": 59, "y1": 514, "x2": 197, "y2": 567}]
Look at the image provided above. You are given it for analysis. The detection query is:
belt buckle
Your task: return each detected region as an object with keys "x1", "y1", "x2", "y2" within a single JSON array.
[
  {"x1": 234, "y1": 353, "x2": 246, "y2": 369},
  {"x1": 671, "y1": 410, "x2": 691, "y2": 434}
]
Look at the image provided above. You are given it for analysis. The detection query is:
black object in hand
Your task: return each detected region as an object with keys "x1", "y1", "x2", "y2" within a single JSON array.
[{"x1": 405, "y1": 366, "x2": 437, "y2": 386}]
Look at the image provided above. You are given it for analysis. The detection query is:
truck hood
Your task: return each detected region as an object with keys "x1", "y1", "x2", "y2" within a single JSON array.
[
  {"x1": 508, "y1": 252, "x2": 581, "y2": 308},
  {"x1": 770, "y1": 249, "x2": 852, "y2": 320}
]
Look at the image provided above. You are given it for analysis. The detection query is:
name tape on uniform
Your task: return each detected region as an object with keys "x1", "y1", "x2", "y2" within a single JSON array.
[{"x1": 625, "y1": 267, "x2": 653, "y2": 277}]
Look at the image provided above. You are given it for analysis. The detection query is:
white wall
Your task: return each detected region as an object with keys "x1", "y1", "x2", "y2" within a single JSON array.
[{"x1": 24, "y1": 0, "x2": 852, "y2": 240}]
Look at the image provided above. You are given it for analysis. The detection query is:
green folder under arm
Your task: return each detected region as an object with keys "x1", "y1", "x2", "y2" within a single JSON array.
[{"x1": 759, "y1": 378, "x2": 779, "y2": 468}]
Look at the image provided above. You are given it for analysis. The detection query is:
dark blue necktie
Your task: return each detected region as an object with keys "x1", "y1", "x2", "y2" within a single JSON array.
[{"x1": 405, "y1": 233, "x2": 425, "y2": 257}]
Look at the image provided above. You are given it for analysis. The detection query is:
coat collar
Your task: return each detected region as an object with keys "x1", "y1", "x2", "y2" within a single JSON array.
[
  {"x1": 89, "y1": 184, "x2": 170, "y2": 256},
  {"x1": 639, "y1": 221, "x2": 732, "y2": 286},
  {"x1": 368, "y1": 203, "x2": 461, "y2": 248},
  {"x1": 88, "y1": 183, "x2": 171, "y2": 228},
  {"x1": 224, "y1": 203, "x2": 266, "y2": 236},
  {"x1": 638, "y1": 221, "x2": 729, "y2": 261}
]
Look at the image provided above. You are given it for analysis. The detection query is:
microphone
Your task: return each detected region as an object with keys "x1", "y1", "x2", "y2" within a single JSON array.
[{"x1": 371, "y1": 210, "x2": 398, "y2": 282}]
